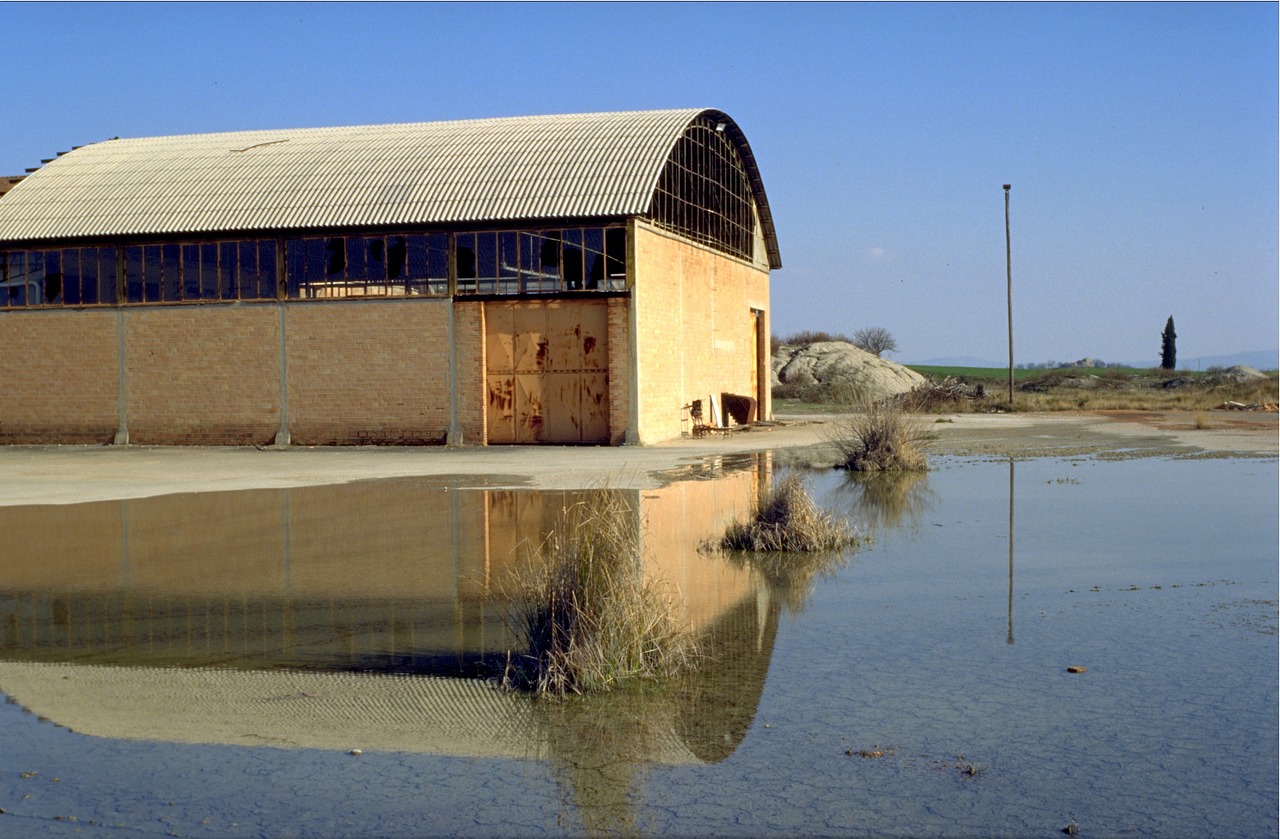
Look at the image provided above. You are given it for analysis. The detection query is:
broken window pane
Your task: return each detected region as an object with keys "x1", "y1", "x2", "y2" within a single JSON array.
[
  {"x1": 303, "y1": 238, "x2": 326, "y2": 295},
  {"x1": 475, "y1": 232, "x2": 497, "y2": 293},
  {"x1": 42, "y1": 251, "x2": 62, "y2": 304},
  {"x1": 531, "y1": 231, "x2": 560, "y2": 292},
  {"x1": 324, "y1": 237, "x2": 345, "y2": 277},
  {"x1": 405, "y1": 234, "x2": 426, "y2": 292},
  {"x1": 4, "y1": 253, "x2": 25, "y2": 306},
  {"x1": 427, "y1": 233, "x2": 447, "y2": 295},
  {"x1": 605, "y1": 227, "x2": 626, "y2": 289},
  {"x1": 456, "y1": 233, "x2": 476, "y2": 294},
  {"x1": 387, "y1": 236, "x2": 407, "y2": 281},
  {"x1": 562, "y1": 229, "x2": 583, "y2": 290},
  {"x1": 584, "y1": 228, "x2": 604, "y2": 290},
  {"x1": 346, "y1": 236, "x2": 369, "y2": 284}
]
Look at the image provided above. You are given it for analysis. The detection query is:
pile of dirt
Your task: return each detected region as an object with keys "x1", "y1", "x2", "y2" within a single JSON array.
[
  {"x1": 1206, "y1": 365, "x2": 1268, "y2": 384},
  {"x1": 772, "y1": 341, "x2": 925, "y2": 403}
]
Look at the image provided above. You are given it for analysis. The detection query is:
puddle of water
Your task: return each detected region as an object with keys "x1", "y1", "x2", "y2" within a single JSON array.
[{"x1": 0, "y1": 454, "x2": 1274, "y2": 837}]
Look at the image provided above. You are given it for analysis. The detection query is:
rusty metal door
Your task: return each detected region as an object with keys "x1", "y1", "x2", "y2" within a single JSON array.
[{"x1": 485, "y1": 300, "x2": 609, "y2": 444}]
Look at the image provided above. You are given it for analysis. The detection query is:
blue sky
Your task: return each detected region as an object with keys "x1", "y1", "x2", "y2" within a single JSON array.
[{"x1": 4, "y1": 2, "x2": 1275, "y2": 365}]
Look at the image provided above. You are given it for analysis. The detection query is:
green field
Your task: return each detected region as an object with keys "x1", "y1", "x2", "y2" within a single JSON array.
[{"x1": 907, "y1": 365, "x2": 1152, "y2": 380}]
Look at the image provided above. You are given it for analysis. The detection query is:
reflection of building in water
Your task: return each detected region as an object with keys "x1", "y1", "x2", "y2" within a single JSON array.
[
  {"x1": 0, "y1": 463, "x2": 780, "y2": 764},
  {"x1": 0, "y1": 466, "x2": 766, "y2": 672},
  {"x1": 0, "y1": 591, "x2": 778, "y2": 765}
]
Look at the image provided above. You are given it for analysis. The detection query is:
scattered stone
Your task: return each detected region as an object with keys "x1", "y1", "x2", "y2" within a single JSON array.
[
  {"x1": 1063, "y1": 820, "x2": 1080, "y2": 835},
  {"x1": 1067, "y1": 665, "x2": 1087, "y2": 674},
  {"x1": 349, "y1": 748, "x2": 363, "y2": 756}
]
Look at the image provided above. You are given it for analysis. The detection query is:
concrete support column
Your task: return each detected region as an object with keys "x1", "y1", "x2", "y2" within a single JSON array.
[
  {"x1": 113, "y1": 308, "x2": 129, "y2": 446},
  {"x1": 273, "y1": 303, "x2": 291, "y2": 447}
]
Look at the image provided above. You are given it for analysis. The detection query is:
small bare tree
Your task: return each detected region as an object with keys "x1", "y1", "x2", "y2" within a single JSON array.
[{"x1": 853, "y1": 327, "x2": 897, "y2": 358}]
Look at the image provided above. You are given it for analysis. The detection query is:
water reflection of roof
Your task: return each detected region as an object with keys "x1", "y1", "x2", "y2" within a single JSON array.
[{"x1": 0, "y1": 661, "x2": 717, "y2": 764}]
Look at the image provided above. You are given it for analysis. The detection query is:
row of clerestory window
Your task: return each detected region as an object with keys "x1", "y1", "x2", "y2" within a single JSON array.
[{"x1": 0, "y1": 226, "x2": 627, "y2": 308}]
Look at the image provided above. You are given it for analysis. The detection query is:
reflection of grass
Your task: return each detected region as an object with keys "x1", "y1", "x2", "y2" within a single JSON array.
[
  {"x1": 725, "y1": 548, "x2": 848, "y2": 615},
  {"x1": 716, "y1": 473, "x2": 861, "y2": 613},
  {"x1": 501, "y1": 491, "x2": 699, "y2": 697},
  {"x1": 844, "y1": 470, "x2": 933, "y2": 533},
  {"x1": 537, "y1": 688, "x2": 675, "y2": 836},
  {"x1": 719, "y1": 473, "x2": 860, "y2": 552}
]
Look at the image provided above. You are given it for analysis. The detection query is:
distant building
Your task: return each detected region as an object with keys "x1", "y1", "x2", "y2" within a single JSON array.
[{"x1": 0, "y1": 110, "x2": 779, "y2": 445}]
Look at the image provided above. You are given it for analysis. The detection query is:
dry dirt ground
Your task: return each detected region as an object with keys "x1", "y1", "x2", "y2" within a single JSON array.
[{"x1": 0, "y1": 410, "x2": 1273, "y2": 507}]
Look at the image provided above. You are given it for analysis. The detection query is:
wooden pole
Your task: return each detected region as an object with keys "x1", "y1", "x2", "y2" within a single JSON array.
[{"x1": 1004, "y1": 184, "x2": 1013, "y2": 407}]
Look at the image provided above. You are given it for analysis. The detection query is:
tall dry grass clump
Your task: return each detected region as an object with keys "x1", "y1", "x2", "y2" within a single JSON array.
[
  {"x1": 501, "y1": 491, "x2": 699, "y2": 697},
  {"x1": 720, "y1": 473, "x2": 859, "y2": 553},
  {"x1": 827, "y1": 400, "x2": 930, "y2": 472}
]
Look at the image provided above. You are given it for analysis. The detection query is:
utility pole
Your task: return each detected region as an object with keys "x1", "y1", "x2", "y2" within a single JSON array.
[{"x1": 1004, "y1": 184, "x2": 1013, "y2": 407}]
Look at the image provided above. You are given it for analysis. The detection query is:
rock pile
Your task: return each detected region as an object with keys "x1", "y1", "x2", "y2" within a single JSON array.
[{"x1": 772, "y1": 341, "x2": 925, "y2": 403}]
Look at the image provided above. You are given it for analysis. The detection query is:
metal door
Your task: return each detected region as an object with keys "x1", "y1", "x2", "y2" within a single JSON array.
[{"x1": 485, "y1": 300, "x2": 609, "y2": 444}]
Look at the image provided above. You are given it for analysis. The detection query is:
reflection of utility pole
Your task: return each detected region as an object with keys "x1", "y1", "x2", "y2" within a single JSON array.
[
  {"x1": 1007, "y1": 457, "x2": 1015, "y2": 645},
  {"x1": 1004, "y1": 184, "x2": 1014, "y2": 407}
]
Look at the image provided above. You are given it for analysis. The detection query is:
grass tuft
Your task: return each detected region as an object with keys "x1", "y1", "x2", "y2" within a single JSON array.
[
  {"x1": 719, "y1": 473, "x2": 860, "y2": 553},
  {"x1": 826, "y1": 400, "x2": 930, "y2": 472},
  {"x1": 500, "y1": 491, "x2": 699, "y2": 697}
]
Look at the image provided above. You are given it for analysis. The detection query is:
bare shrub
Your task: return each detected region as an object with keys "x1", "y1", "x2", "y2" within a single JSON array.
[
  {"x1": 500, "y1": 491, "x2": 699, "y2": 697},
  {"x1": 781, "y1": 330, "x2": 855, "y2": 347},
  {"x1": 827, "y1": 400, "x2": 930, "y2": 472},
  {"x1": 719, "y1": 473, "x2": 859, "y2": 553}
]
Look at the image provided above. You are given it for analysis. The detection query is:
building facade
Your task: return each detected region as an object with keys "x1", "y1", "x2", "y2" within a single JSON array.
[{"x1": 0, "y1": 109, "x2": 779, "y2": 445}]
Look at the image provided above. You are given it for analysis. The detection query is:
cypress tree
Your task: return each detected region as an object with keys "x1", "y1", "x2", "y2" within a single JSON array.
[{"x1": 1160, "y1": 316, "x2": 1177, "y2": 370}]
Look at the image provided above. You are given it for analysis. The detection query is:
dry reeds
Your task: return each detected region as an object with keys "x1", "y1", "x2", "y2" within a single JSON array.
[
  {"x1": 719, "y1": 473, "x2": 859, "y2": 553},
  {"x1": 501, "y1": 491, "x2": 699, "y2": 697},
  {"x1": 827, "y1": 400, "x2": 930, "y2": 472}
]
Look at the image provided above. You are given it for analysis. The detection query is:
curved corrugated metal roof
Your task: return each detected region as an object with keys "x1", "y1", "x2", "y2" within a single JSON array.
[{"x1": 0, "y1": 109, "x2": 781, "y2": 267}]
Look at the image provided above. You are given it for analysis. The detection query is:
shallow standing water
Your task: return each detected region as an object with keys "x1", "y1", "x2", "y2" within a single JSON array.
[{"x1": 0, "y1": 453, "x2": 1275, "y2": 838}]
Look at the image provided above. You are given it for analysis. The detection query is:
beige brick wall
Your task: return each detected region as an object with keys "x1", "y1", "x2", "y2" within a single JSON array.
[
  {"x1": 0, "y1": 309, "x2": 118, "y2": 443},
  {"x1": 286, "y1": 300, "x2": 453, "y2": 445},
  {"x1": 126, "y1": 306, "x2": 280, "y2": 445},
  {"x1": 607, "y1": 297, "x2": 631, "y2": 444},
  {"x1": 453, "y1": 301, "x2": 486, "y2": 444},
  {"x1": 632, "y1": 222, "x2": 770, "y2": 443}
]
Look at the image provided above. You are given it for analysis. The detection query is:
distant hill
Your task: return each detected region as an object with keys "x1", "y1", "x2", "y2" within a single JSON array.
[
  {"x1": 909, "y1": 350, "x2": 1277, "y2": 372},
  {"x1": 1170, "y1": 350, "x2": 1278, "y2": 372},
  {"x1": 907, "y1": 355, "x2": 1003, "y2": 367}
]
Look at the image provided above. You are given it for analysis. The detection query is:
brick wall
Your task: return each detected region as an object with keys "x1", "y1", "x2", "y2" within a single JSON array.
[
  {"x1": 453, "y1": 301, "x2": 486, "y2": 444},
  {"x1": 126, "y1": 306, "x2": 280, "y2": 445},
  {"x1": 607, "y1": 297, "x2": 631, "y2": 444},
  {"x1": 632, "y1": 222, "x2": 770, "y2": 443},
  {"x1": 287, "y1": 300, "x2": 452, "y2": 445},
  {"x1": 0, "y1": 309, "x2": 118, "y2": 443}
]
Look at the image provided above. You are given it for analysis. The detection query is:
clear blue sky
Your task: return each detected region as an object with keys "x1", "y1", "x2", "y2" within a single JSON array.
[{"x1": 4, "y1": 2, "x2": 1275, "y2": 365}]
